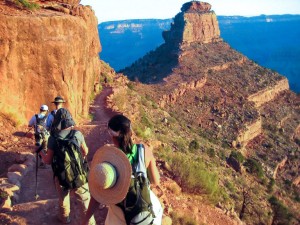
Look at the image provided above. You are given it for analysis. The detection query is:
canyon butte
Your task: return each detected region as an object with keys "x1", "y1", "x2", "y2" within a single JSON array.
[{"x1": 0, "y1": 1, "x2": 299, "y2": 225}]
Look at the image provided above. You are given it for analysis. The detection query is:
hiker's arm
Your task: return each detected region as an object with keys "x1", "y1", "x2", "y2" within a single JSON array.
[
  {"x1": 146, "y1": 149, "x2": 160, "y2": 186},
  {"x1": 39, "y1": 148, "x2": 54, "y2": 164},
  {"x1": 81, "y1": 196, "x2": 99, "y2": 225}
]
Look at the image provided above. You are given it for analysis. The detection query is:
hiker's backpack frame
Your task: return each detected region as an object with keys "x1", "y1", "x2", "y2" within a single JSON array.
[
  {"x1": 118, "y1": 144, "x2": 155, "y2": 225},
  {"x1": 51, "y1": 130, "x2": 89, "y2": 190}
]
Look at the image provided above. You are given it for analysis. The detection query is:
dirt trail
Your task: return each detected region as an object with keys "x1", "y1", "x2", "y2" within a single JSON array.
[{"x1": 2, "y1": 87, "x2": 115, "y2": 225}]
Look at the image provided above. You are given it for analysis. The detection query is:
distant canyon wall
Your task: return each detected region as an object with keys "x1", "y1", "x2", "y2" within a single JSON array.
[{"x1": 0, "y1": 4, "x2": 101, "y2": 121}]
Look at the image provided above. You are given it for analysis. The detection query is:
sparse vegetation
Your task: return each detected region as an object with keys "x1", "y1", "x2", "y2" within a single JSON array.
[
  {"x1": 170, "y1": 211, "x2": 197, "y2": 225},
  {"x1": 16, "y1": 0, "x2": 39, "y2": 10},
  {"x1": 229, "y1": 150, "x2": 245, "y2": 163},
  {"x1": 244, "y1": 158, "x2": 264, "y2": 179},
  {"x1": 189, "y1": 140, "x2": 199, "y2": 152},
  {"x1": 269, "y1": 196, "x2": 293, "y2": 225}
]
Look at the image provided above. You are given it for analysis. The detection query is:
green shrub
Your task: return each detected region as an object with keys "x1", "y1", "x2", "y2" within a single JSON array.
[
  {"x1": 170, "y1": 211, "x2": 197, "y2": 225},
  {"x1": 17, "y1": 0, "x2": 39, "y2": 10},
  {"x1": 244, "y1": 158, "x2": 264, "y2": 179},
  {"x1": 127, "y1": 82, "x2": 135, "y2": 90},
  {"x1": 229, "y1": 151, "x2": 245, "y2": 163},
  {"x1": 189, "y1": 140, "x2": 199, "y2": 152},
  {"x1": 206, "y1": 148, "x2": 215, "y2": 158},
  {"x1": 169, "y1": 153, "x2": 221, "y2": 201},
  {"x1": 173, "y1": 138, "x2": 187, "y2": 152},
  {"x1": 269, "y1": 196, "x2": 293, "y2": 224},
  {"x1": 267, "y1": 178, "x2": 275, "y2": 193}
]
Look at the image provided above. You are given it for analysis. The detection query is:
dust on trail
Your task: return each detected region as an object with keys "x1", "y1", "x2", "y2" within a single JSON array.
[{"x1": 2, "y1": 87, "x2": 115, "y2": 225}]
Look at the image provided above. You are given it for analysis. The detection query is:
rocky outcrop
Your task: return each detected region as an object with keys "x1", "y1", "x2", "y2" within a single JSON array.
[
  {"x1": 248, "y1": 78, "x2": 289, "y2": 107},
  {"x1": 0, "y1": 2, "x2": 101, "y2": 121},
  {"x1": 273, "y1": 156, "x2": 288, "y2": 179},
  {"x1": 236, "y1": 118, "x2": 262, "y2": 146},
  {"x1": 163, "y1": 1, "x2": 221, "y2": 45},
  {"x1": 159, "y1": 77, "x2": 207, "y2": 107}
]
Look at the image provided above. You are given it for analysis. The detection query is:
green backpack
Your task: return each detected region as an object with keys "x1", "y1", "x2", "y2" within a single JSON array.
[
  {"x1": 118, "y1": 144, "x2": 155, "y2": 225},
  {"x1": 51, "y1": 130, "x2": 88, "y2": 190}
]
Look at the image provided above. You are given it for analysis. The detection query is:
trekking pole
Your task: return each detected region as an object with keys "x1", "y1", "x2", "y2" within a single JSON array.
[{"x1": 34, "y1": 146, "x2": 43, "y2": 200}]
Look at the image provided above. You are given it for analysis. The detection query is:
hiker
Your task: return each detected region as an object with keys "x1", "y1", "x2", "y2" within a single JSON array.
[
  {"x1": 46, "y1": 96, "x2": 65, "y2": 131},
  {"x1": 82, "y1": 114, "x2": 163, "y2": 225},
  {"x1": 28, "y1": 104, "x2": 50, "y2": 152},
  {"x1": 38, "y1": 108, "x2": 95, "y2": 225}
]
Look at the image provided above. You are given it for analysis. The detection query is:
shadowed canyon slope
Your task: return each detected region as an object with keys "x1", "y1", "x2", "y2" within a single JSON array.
[{"x1": 0, "y1": 0, "x2": 101, "y2": 121}]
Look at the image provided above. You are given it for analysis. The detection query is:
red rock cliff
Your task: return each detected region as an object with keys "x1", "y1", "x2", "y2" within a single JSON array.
[{"x1": 0, "y1": 1, "x2": 101, "y2": 122}]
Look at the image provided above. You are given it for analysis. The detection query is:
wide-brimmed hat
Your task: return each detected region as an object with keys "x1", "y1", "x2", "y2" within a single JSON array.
[
  {"x1": 52, "y1": 96, "x2": 66, "y2": 103},
  {"x1": 88, "y1": 145, "x2": 132, "y2": 205}
]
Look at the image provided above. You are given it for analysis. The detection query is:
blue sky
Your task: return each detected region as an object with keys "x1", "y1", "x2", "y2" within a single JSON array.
[{"x1": 81, "y1": 0, "x2": 300, "y2": 23}]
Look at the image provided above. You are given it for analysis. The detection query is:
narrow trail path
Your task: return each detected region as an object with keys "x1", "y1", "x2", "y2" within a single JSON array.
[{"x1": 4, "y1": 87, "x2": 115, "y2": 225}]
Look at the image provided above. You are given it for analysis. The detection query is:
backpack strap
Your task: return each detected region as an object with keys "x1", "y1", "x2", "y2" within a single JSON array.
[{"x1": 34, "y1": 114, "x2": 38, "y2": 133}]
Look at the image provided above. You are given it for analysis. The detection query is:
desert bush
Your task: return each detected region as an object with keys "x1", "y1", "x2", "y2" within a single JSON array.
[
  {"x1": 170, "y1": 211, "x2": 197, "y2": 225},
  {"x1": 189, "y1": 140, "x2": 199, "y2": 152},
  {"x1": 16, "y1": 0, "x2": 39, "y2": 10},
  {"x1": 244, "y1": 158, "x2": 264, "y2": 179},
  {"x1": 206, "y1": 147, "x2": 215, "y2": 158},
  {"x1": 127, "y1": 82, "x2": 135, "y2": 90},
  {"x1": 229, "y1": 151, "x2": 245, "y2": 163},
  {"x1": 166, "y1": 183, "x2": 181, "y2": 195},
  {"x1": 173, "y1": 137, "x2": 187, "y2": 152},
  {"x1": 269, "y1": 196, "x2": 293, "y2": 225},
  {"x1": 169, "y1": 153, "x2": 221, "y2": 200},
  {"x1": 267, "y1": 178, "x2": 275, "y2": 193},
  {"x1": 224, "y1": 180, "x2": 236, "y2": 193}
]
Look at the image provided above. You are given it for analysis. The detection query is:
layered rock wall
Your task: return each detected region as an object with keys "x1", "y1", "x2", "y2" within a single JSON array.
[
  {"x1": 248, "y1": 78, "x2": 289, "y2": 107},
  {"x1": 0, "y1": 4, "x2": 101, "y2": 121},
  {"x1": 159, "y1": 77, "x2": 207, "y2": 107},
  {"x1": 236, "y1": 118, "x2": 262, "y2": 146}
]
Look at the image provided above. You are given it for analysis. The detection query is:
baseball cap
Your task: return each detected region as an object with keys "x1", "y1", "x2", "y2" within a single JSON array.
[{"x1": 40, "y1": 105, "x2": 49, "y2": 111}]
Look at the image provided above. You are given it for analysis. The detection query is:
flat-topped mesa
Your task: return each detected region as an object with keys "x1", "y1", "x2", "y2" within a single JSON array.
[{"x1": 163, "y1": 1, "x2": 221, "y2": 45}]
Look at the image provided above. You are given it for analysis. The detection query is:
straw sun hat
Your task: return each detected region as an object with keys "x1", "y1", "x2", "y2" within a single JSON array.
[{"x1": 88, "y1": 145, "x2": 132, "y2": 205}]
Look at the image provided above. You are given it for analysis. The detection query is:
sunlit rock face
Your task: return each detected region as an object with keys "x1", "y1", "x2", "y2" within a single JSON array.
[{"x1": 0, "y1": 2, "x2": 101, "y2": 120}]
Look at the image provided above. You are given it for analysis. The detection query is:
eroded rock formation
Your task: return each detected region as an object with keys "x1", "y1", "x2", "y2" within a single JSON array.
[{"x1": 0, "y1": 1, "x2": 101, "y2": 121}]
